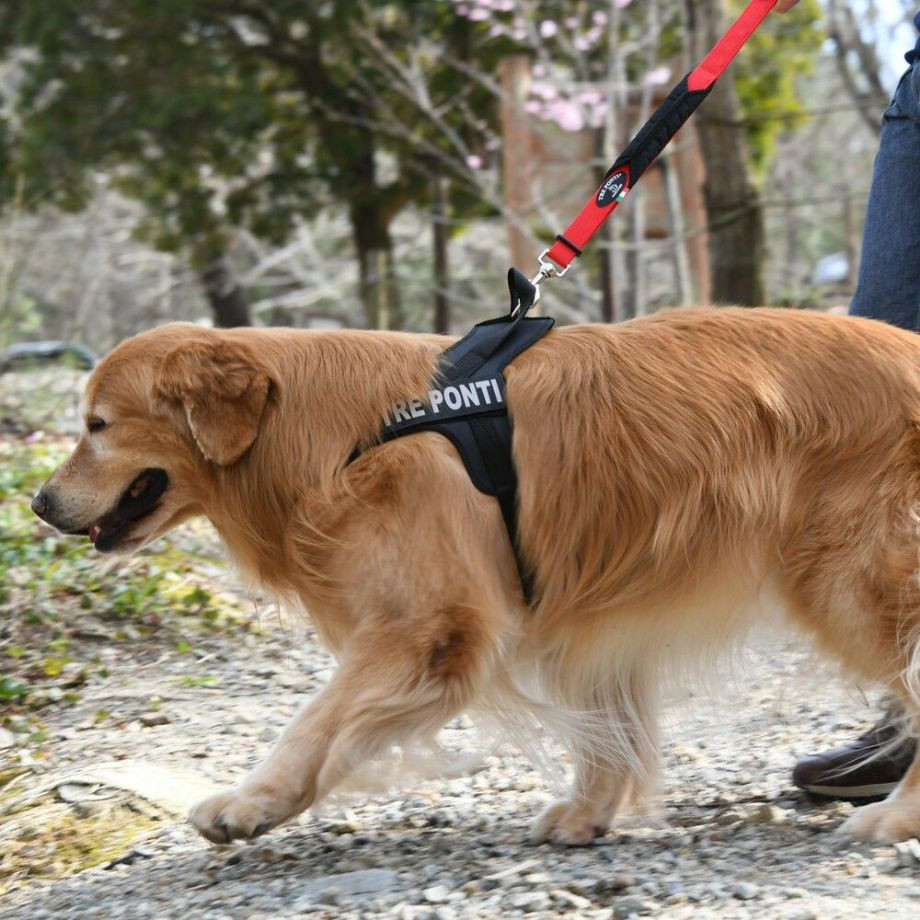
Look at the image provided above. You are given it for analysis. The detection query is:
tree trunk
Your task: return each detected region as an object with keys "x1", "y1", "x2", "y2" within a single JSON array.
[
  {"x1": 683, "y1": 0, "x2": 766, "y2": 306},
  {"x1": 662, "y1": 154, "x2": 694, "y2": 306},
  {"x1": 199, "y1": 255, "x2": 251, "y2": 327},
  {"x1": 352, "y1": 208, "x2": 401, "y2": 331},
  {"x1": 432, "y1": 178, "x2": 450, "y2": 334}
]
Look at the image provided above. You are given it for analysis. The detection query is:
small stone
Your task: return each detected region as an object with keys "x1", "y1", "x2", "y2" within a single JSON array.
[
  {"x1": 552, "y1": 888, "x2": 592, "y2": 910},
  {"x1": 715, "y1": 809, "x2": 744, "y2": 826},
  {"x1": 258, "y1": 726, "x2": 279, "y2": 742},
  {"x1": 732, "y1": 882, "x2": 759, "y2": 901},
  {"x1": 423, "y1": 885, "x2": 451, "y2": 904},
  {"x1": 509, "y1": 891, "x2": 551, "y2": 911},
  {"x1": 613, "y1": 894, "x2": 654, "y2": 917},
  {"x1": 895, "y1": 838, "x2": 920, "y2": 867},
  {"x1": 138, "y1": 711, "x2": 171, "y2": 727},
  {"x1": 0, "y1": 728, "x2": 15, "y2": 749},
  {"x1": 299, "y1": 868, "x2": 399, "y2": 903},
  {"x1": 316, "y1": 887, "x2": 342, "y2": 906},
  {"x1": 523, "y1": 872, "x2": 553, "y2": 884},
  {"x1": 749, "y1": 803, "x2": 788, "y2": 825},
  {"x1": 609, "y1": 874, "x2": 634, "y2": 892},
  {"x1": 783, "y1": 888, "x2": 809, "y2": 899}
]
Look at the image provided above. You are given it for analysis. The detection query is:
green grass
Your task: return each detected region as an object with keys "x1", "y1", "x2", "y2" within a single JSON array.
[{"x1": 0, "y1": 438, "x2": 257, "y2": 739}]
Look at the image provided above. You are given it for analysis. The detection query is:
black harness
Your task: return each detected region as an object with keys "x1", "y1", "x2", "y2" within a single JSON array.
[{"x1": 352, "y1": 270, "x2": 554, "y2": 603}]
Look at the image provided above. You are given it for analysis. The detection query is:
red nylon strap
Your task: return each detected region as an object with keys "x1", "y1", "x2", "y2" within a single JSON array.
[
  {"x1": 687, "y1": 0, "x2": 777, "y2": 91},
  {"x1": 545, "y1": 0, "x2": 776, "y2": 272},
  {"x1": 546, "y1": 165, "x2": 631, "y2": 269}
]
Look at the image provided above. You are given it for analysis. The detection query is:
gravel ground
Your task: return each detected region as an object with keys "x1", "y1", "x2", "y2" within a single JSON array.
[
  {"x1": 3, "y1": 368, "x2": 920, "y2": 918},
  {"x1": 3, "y1": 596, "x2": 920, "y2": 919}
]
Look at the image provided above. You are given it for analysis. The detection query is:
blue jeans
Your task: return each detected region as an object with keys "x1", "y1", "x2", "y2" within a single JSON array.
[{"x1": 850, "y1": 61, "x2": 920, "y2": 331}]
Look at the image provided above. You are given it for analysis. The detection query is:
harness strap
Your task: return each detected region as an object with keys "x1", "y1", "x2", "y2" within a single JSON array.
[
  {"x1": 544, "y1": 0, "x2": 776, "y2": 273},
  {"x1": 353, "y1": 270, "x2": 553, "y2": 605}
]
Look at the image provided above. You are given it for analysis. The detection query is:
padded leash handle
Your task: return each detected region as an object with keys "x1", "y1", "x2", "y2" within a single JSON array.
[{"x1": 538, "y1": 0, "x2": 777, "y2": 275}]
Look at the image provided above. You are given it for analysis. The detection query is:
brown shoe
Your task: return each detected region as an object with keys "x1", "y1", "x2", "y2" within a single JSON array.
[{"x1": 792, "y1": 717, "x2": 916, "y2": 799}]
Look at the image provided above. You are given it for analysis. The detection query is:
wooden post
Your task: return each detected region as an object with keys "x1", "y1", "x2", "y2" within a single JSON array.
[{"x1": 499, "y1": 55, "x2": 534, "y2": 275}]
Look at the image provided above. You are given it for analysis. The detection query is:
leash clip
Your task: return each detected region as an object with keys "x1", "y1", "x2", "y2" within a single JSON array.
[
  {"x1": 532, "y1": 248, "x2": 570, "y2": 285},
  {"x1": 512, "y1": 250, "x2": 569, "y2": 317}
]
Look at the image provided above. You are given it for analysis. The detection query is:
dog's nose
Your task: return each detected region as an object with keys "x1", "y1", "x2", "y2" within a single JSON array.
[{"x1": 31, "y1": 490, "x2": 49, "y2": 519}]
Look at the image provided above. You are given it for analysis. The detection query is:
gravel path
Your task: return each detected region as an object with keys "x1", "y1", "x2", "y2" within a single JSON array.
[
  {"x1": 4, "y1": 590, "x2": 920, "y2": 919},
  {"x1": 2, "y1": 370, "x2": 919, "y2": 917}
]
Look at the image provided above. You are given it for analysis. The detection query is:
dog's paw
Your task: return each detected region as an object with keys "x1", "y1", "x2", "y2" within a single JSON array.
[
  {"x1": 839, "y1": 800, "x2": 920, "y2": 843},
  {"x1": 530, "y1": 799, "x2": 610, "y2": 846},
  {"x1": 189, "y1": 785, "x2": 297, "y2": 844}
]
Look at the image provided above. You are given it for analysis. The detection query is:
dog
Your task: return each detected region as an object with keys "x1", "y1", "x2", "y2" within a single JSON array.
[{"x1": 30, "y1": 307, "x2": 920, "y2": 846}]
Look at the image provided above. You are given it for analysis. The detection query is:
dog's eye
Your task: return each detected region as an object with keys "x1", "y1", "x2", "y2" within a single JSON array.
[{"x1": 87, "y1": 417, "x2": 107, "y2": 433}]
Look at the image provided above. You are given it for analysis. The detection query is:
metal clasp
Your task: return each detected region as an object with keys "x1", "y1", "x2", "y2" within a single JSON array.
[
  {"x1": 509, "y1": 250, "x2": 569, "y2": 316},
  {"x1": 531, "y1": 249, "x2": 570, "y2": 288}
]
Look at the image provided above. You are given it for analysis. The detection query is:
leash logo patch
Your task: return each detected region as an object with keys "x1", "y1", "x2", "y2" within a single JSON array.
[
  {"x1": 384, "y1": 376, "x2": 505, "y2": 429},
  {"x1": 596, "y1": 170, "x2": 628, "y2": 208}
]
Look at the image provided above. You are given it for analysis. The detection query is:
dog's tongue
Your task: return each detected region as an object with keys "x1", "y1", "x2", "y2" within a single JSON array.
[{"x1": 88, "y1": 523, "x2": 101, "y2": 544}]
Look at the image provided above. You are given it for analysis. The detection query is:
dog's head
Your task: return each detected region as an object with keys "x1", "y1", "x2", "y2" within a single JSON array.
[{"x1": 31, "y1": 324, "x2": 273, "y2": 553}]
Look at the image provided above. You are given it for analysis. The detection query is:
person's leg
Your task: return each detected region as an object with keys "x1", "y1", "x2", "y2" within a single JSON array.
[
  {"x1": 849, "y1": 61, "x2": 920, "y2": 330},
  {"x1": 794, "y1": 60, "x2": 920, "y2": 800}
]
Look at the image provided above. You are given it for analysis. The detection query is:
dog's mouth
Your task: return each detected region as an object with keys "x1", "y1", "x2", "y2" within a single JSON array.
[{"x1": 84, "y1": 468, "x2": 170, "y2": 552}]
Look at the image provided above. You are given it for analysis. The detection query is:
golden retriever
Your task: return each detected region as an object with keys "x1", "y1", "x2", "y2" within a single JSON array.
[{"x1": 31, "y1": 308, "x2": 920, "y2": 846}]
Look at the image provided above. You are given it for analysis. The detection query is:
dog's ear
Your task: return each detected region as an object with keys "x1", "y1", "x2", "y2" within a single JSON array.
[{"x1": 155, "y1": 338, "x2": 272, "y2": 465}]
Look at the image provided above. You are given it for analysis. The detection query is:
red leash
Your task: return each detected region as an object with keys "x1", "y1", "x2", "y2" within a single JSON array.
[{"x1": 523, "y1": 0, "x2": 777, "y2": 303}]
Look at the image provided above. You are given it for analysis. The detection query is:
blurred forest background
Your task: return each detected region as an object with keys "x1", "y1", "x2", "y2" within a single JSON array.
[{"x1": 0, "y1": 0, "x2": 917, "y2": 352}]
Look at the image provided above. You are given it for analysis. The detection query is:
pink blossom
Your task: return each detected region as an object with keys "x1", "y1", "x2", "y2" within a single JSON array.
[
  {"x1": 643, "y1": 65, "x2": 672, "y2": 86},
  {"x1": 524, "y1": 99, "x2": 543, "y2": 115},
  {"x1": 539, "y1": 20, "x2": 558, "y2": 39},
  {"x1": 577, "y1": 89, "x2": 604, "y2": 107},
  {"x1": 548, "y1": 99, "x2": 585, "y2": 132},
  {"x1": 466, "y1": 154, "x2": 483, "y2": 170},
  {"x1": 531, "y1": 81, "x2": 558, "y2": 100},
  {"x1": 468, "y1": 7, "x2": 489, "y2": 21},
  {"x1": 592, "y1": 11, "x2": 608, "y2": 26}
]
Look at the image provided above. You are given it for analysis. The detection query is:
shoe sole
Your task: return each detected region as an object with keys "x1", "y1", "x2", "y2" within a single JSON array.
[{"x1": 796, "y1": 780, "x2": 899, "y2": 799}]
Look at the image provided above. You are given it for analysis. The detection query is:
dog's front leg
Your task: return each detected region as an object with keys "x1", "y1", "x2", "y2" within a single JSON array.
[{"x1": 189, "y1": 609, "x2": 491, "y2": 844}]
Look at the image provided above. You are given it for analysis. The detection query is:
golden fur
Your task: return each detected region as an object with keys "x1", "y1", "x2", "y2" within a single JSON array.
[{"x1": 35, "y1": 307, "x2": 920, "y2": 845}]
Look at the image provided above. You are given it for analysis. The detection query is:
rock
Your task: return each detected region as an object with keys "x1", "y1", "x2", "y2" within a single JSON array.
[
  {"x1": 423, "y1": 885, "x2": 451, "y2": 904},
  {"x1": 509, "y1": 891, "x2": 551, "y2": 912},
  {"x1": 138, "y1": 712, "x2": 171, "y2": 727},
  {"x1": 299, "y1": 868, "x2": 399, "y2": 903},
  {"x1": 613, "y1": 894, "x2": 654, "y2": 917},
  {"x1": 552, "y1": 888, "x2": 592, "y2": 910},
  {"x1": 748, "y1": 803, "x2": 788, "y2": 825},
  {"x1": 0, "y1": 727, "x2": 15, "y2": 749},
  {"x1": 732, "y1": 882, "x2": 760, "y2": 901},
  {"x1": 715, "y1": 808, "x2": 745, "y2": 826},
  {"x1": 895, "y1": 839, "x2": 920, "y2": 867}
]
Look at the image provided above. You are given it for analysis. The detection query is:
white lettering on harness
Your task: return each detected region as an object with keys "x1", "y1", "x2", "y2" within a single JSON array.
[{"x1": 384, "y1": 376, "x2": 505, "y2": 428}]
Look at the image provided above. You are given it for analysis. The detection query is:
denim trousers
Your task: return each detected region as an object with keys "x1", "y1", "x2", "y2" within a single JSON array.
[{"x1": 850, "y1": 60, "x2": 920, "y2": 330}]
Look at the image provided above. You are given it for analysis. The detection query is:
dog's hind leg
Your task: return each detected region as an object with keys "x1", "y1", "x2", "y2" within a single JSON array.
[
  {"x1": 783, "y1": 447, "x2": 920, "y2": 842},
  {"x1": 189, "y1": 602, "x2": 502, "y2": 844},
  {"x1": 530, "y1": 666, "x2": 659, "y2": 846}
]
